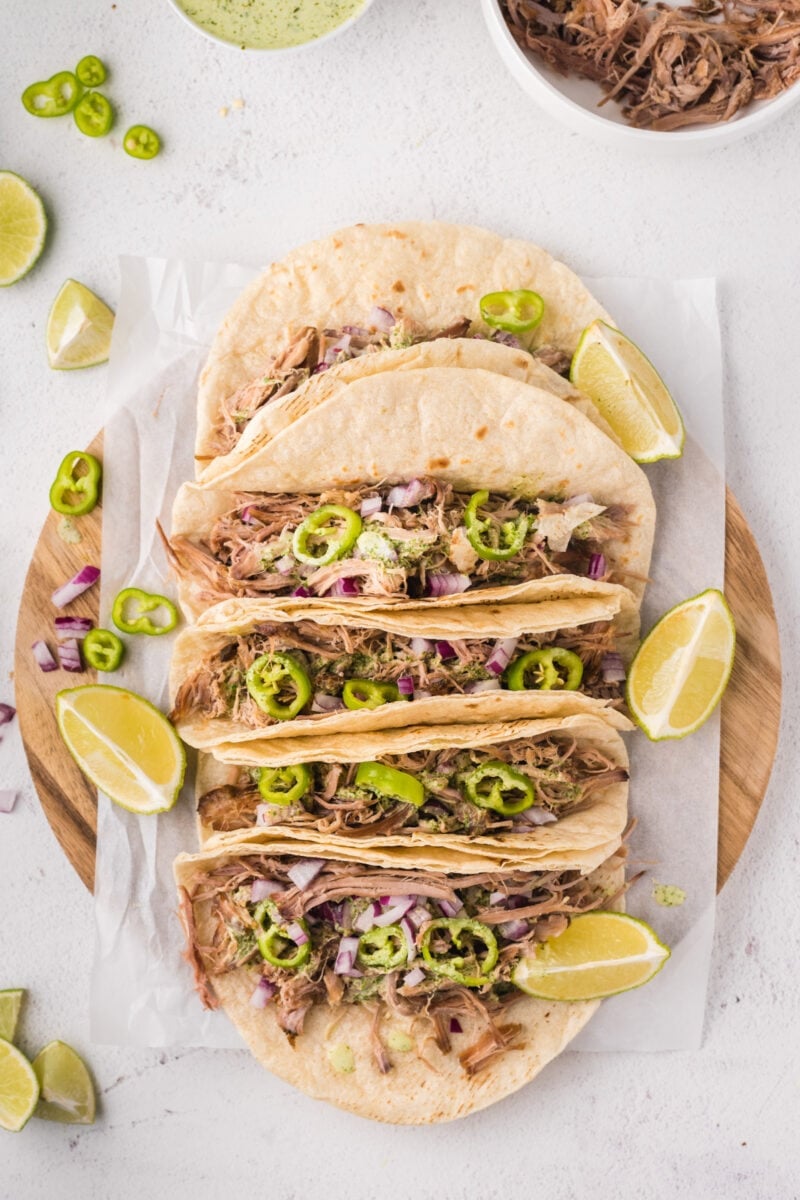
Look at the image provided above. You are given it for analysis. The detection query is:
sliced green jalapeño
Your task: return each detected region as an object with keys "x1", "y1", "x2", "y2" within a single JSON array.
[
  {"x1": 463, "y1": 761, "x2": 535, "y2": 815},
  {"x1": 354, "y1": 762, "x2": 425, "y2": 808},
  {"x1": 49, "y1": 450, "x2": 101, "y2": 516},
  {"x1": 22, "y1": 72, "x2": 81, "y2": 118},
  {"x1": 357, "y1": 925, "x2": 408, "y2": 970},
  {"x1": 464, "y1": 490, "x2": 529, "y2": 561},
  {"x1": 83, "y1": 628, "x2": 124, "y2": 672},
  {"x1": 75, "y1": 56, "x2": 107, "y2": 87},
  {"x1": 246, "y1": 652, "x2": 312, "y2": 721},
  {"x1": 292, "y1": 504, "x2": 362, "y2": 566},
  {"x1": 506, "y1": 647, "x2": 584, "y2": 691},
  {"x1": 258, "y1": 764, "x2": 312, "y2": 806},
  {"x1": 479, "y1": 289, "x2": 544, "y2": 334},
  {"x1": 342, "y1": 679, "x2": 401, "y2": 710},
  {"x1": 419, "y1": 918, "x2": 498, "y2": 987},
  {"x1": 111, "y1": 588, "x2": 178, "y2": 635},
  {"x1": 74, "y1": 92, "x2": 113, "y2": 137},
  {"x1": 123, "y1": 124, "x2": 161, "y2": 159},
  {"x1": 253, "y1": 900, "x2": 309, "y2": 970}
]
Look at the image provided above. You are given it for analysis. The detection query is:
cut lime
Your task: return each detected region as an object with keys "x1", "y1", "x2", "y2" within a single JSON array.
[
  {"x1": 627, "y1": 588, "x2": 735, "y2": 741},
  {"x1": 571, "y1": 320, "x2": 684, "y2": 463},
  {"x1": 46, "y1": 279, "x2": 115, "y2": 370},
  {"x1": 512, "y1": 912, "x2": 670, "y2": 1002},
  {"x1": 0, "y1": 990, "x2": 25, "y2": 1044},
  {"x1": 56, "y1": 684, "x2": 185, "y2": 815},
  {"x1": 33, "y1": 1040, "x2": 95, "y2": 1125},
  {"x1": 0, "y1": 172, "x2": 47, "y2": 287},
  {"x1": 0, "y1": 1038, "x2": 39, "y2": 1132}
]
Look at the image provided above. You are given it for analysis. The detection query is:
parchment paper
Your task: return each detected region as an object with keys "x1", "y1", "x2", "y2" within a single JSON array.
[{"x1": 90, "y1": 259, "x2": 724, "y2": 1053}]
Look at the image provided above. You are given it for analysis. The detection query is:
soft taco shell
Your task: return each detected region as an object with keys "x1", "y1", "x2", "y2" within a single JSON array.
[
  {"x1": 174, "y1": 838, "x2": 624, "y2": 1124},
  {"x1": 195, "y1": 220, "x2": 613, "y2": 466}
]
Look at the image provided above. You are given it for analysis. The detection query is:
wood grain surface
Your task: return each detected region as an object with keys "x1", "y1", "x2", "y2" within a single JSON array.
[{"x1": 14, "y1": 454, "x2": 781, "y2": 895}]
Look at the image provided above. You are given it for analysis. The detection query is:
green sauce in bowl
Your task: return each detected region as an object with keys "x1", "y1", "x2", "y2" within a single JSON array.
[{"x1": 174, "y1": 0, "x2": 368, "y2": 50}]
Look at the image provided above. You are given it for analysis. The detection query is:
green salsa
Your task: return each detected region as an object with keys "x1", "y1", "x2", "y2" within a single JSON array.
[{"x1": 175, "y1": 0, "x2": 367, "y2": 49}]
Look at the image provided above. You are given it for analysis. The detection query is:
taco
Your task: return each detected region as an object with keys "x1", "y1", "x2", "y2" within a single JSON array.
[
  {"x1": 175, "y1": 837, "x2": 629, "y2": 1123},
  {"x1": 194, "y1": 221, "x2": 613, "y2": 470},
  {"x1": 168, "y1": 593, "x2": 636, "y2": 750}
]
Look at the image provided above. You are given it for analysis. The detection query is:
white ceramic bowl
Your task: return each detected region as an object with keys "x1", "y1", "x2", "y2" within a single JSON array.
[
  {"x1": 166, "y1": 0, "x2": 375, "y2": 55},
  {"x1": 481, "y1": 0, "x2": 800, "y2": 152}
]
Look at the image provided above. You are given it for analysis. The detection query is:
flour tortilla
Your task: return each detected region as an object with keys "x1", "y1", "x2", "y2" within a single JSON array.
[
  {"x1": 201, "y1": 337, "x2": 621, "y2": 485},
  {"x1": 174, "y1": 839, "x2": 624, "y2": 1124},
  {"x1": 169, "y1": 593, "x2": 637, "y2": 751},
  {"x1": 195, "y1": 707, "x2": 630, "y2": 863},
  {"x1": 195, "y1": 221, "x2": 613, "y2": 470}
]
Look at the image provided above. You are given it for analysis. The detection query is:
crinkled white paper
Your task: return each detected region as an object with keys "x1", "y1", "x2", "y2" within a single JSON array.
[{"x1": 90, "y1": 259, "x2": 723, "y2": 1053}]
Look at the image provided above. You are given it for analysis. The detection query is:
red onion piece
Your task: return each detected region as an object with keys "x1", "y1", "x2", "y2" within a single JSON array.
[
  {"x1": 374, "y1": 896, "x2": 415, "y2": 926},
  {"x1": 588, "y1": 553, "x2": 607, "y2": 580},
  {"x1": 360, "y1": 495, "x2": 382, "y2": 518},
  {"x1": 329, "y1": 577, "x2": 360, "y2": 597},
  {"x1": 286, "y1": 858, "x2": 325, "y2": 890},
  {"x1": 284, "y1": 921, "x2": 309, "y2": 946},
  {"x1": 438, "y1": 898, "x2": 464, "y2": 919},
  {"x1": 249, "y1": 978, "x2": 277, "y2": 1009},
  {"x1": 334, "y1": 935, "x2": 360, "y2": 975},
  {"x1": 51, "y1": 565, "x2": 100, "y2": 609},
  {"x1": 406, "y1": 904, "x2": 431, "y2": 930},
  {"x1": 465, "y1": 679, "x2": 501, "y2": 694},
  {"x1": 311, "y1": 692, "x2": 345, "y2": 714},
  {"x1": 0, "y1": 790, "x2": 18, "y2": 814},
  {"x1": 489, "y1": 890, "x2": 507, "y2": 905},
  {"x1": 54, "y1": 616, "x2": 93, "y2": 636},
  {"x1": 565, "y1": 493, "x2": 594, "y2": 507},
  {"x1": 368, "y1": 305, "x2": 395, "y2": 332},
  {"x1": 414, "y1": 689, "x2": 433, "y2": 700},
  {"x1": 409, "y1": 636, "x2": 432, "y2": 655},
  {"x1": 354, "y1": 902, "x2": 378, "y2": 933},
  {"x1": 240, "y1": 506, "x2": 259, "y2": 525},
  {"x1": 400, "y1": 917, "x2": 417, "y2": 962},
  {"x1": 520, "y1": 806, "x2": 558, "y2": 826},
  {"x1": 435, "y1": 640, "x2": 456, "y2": 660},
  {"x1": 485, "y1": 637, "x2": 518, "y2": 676},
  {"x1": 255, "y1": 804, "x2": 270, "y2": 826},
  {"x1": 397, "y1": 675, "x2": 414, "y2": 698},
  {"x1": 403, "y1": 966, "x2": 425, "y2": 988},
  {"x1": 449, "y1": 1018, "x2": 463, "y2": 1033},
  {"x1": 250, "y1": 878, "x2": 284, "y2": 902},
  {"x1": 57, "y1": 638, "x2": 83, "y2": 672},
  {"x1": 291, "y1": 586, "x2": 312, "y2": 597},
  {"x1": 274, "y1": 555, "x2": 295, "y2": 575},
  {"x1": 342, "y1": 325, "x2": 369, "y2": 337},
  {"x1": 427, "y1": 573, "x2": 470, "y2": 598},
  {"x1": 32, "y1": 641, "x2": 58, "y2": 672},
  {"x1": 601, "y1": 653, "x2": 627, "y2": 683},
  {"x1": 499, "y1": 918, "x2": 530, "y2": 941},
  {"x1": 386, "y1": 478, "x2": 432, "y2": 508},
  {"x1": 0, "y1": 703, "x2": 16, "y2": 726}
]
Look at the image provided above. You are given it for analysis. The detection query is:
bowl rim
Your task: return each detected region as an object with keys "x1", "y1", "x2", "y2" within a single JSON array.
[
  {"x1": 481, "y1": 0, "x2": 800, "y2": 144},
  {"x1": 165, "y1": 0, "x2": 375, "y2": 54}
]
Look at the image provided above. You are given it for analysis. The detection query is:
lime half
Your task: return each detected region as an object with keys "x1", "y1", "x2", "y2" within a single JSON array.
[
  {"x1": 0, "y1": 990, "x2": 25, "y2": 1044},
  {"x1": 56, "y1": 684, "x2": 185, "y2": 815},
  {"x1": 0, "y1": 172, "x2": 47, "y2": 287},
  {"x1": 571, "y1": 320, "x2": 684, "y2": 463},
  {"x1": 33, "y1": 1040, "x2": 96, "y2": 1125},
  {"x1": 46, "y1": 279, "x2": 115, "y2": 370},
  {"x1": 512, "y1": 912, "x2": 670, "y2": 1002},
  {"x1": 0, "y1": 1038, "x2": 39, "y2": 1132}
]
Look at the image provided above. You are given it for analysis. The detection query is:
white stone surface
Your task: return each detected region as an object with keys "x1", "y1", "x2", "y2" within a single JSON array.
[{"x1": 1, "y1": 2, "x2": 798, "y2": 1197}]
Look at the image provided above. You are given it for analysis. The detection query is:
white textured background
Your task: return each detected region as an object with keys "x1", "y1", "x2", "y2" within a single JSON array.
[{"x1": 1, "y1": 2, "x2": 798, "y2": 1197}]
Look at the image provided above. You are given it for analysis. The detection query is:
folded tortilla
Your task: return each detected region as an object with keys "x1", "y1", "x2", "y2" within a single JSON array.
[
  {"x1": 174, "y1": 837, "x2": 625, "y2": 1124},
  {"x1": 195, "y1": 221, "x2": 613, "y2": 472},
  {"x1": 169, "y1": 593, "x2": 637, "y2": 751}
]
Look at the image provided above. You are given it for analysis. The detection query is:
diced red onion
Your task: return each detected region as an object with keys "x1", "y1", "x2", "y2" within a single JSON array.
[
  {"x1": 32, "y1": 641, "x2": 58, "y2": 672},
  {"x1": 601, "y1": 653, "x2": 627, "y2": 683},
  {"x1": 255, "y1": 803, "x2": 270, "y2": 826},
  {"x1": 311, "y1": 361, "x2": 329, "y2": 375},
  {"x1": 329, "y1": 577, "x2": 360, "y2": 597},
  {"x1": 323, "y1": 334, "x2": 351, "y2": 366},
  {"x1": 520, "y1": 806, "x2": 558, "y2": 826},
  {"x1": 354, "y1": 902, "x2": 378, "y2": 933},
  {"x1": 403, "y1": 967, "x2": 425, "y2": 988},
  {"x1": 400, "y1": 917, "x2": 417, "y2": 963},
  {"x1": 0, "y1": 790, "x2": 18, "y2": 814},
  {"x1": 565, "y1": 493, "x2": 594, "y2": 507},
  {"x1": 414, "y1": 689, "x2": 433, "y2": 700},
  {"x1": 492, "y1": 330, "x2": 521, "y2": 348},
  {"x1": 368, "y1": 305, "x2": 395, "y2": 332},
  {"x1": 465, "y1": 679, "x2": 501, "y2": 693},
  {"x1": 54, "y1": 616, "x2": 93, "y2": 636},
  {"x1": 240, "y1": 506, "x2": 258, "y2": 525},
  {"x1": 427, "y1": 573, "x2": 470, "y2": 598},
  {"x1": 250, "y1": 878, "x2": 283, "y2": 902},
  {"x1": 342, "y1": 325, "x2": 369, "y2": 337},
  {"x1": 489, "y1": 890, "x2": 507, "y2": 905},
  {"x1": 588, "y1": 553, "x2": 607, "y2": 580},
  {"x1": 409, "y1": 637, "x2": 432, "y2": 655},
  {"x1": 274, "y1": 555, "x2": 295, "y2": 575},
  {"x1": 334, "y1": 935, "x2": 360, "y2": 975},
  {"x1": 374, "y1": 896, "x2": 416, "y2": 926},
  {"x1": 360, "y1": 495, "x2": 382, "y2": 518},
  {"x1": 435, "y1": 640, "x2": 456, "y2": 660},
  {"x1": 0, "y1": 703, "x2": 15, "y2": 726},
  {"x1": 397, "y1": 675, "x2": 414, "y2": 698},
  {"x1": 286, "y1": 859, "x2": 325, "y2": 890},
  {"x1": 386, "y1": 478, "x2": 430, "y2": 508},
  {"x1": 249, "y1": 978, "x2": 277, "y2": 1008},
  {"x1": 51, "y1": 565, "x2": 100, "y2": 609},
  {"x1": 311, "y1": 692, "x2": 345, "y2": 714},
  {"x1": 57, "y1": 639, "x2": 83, "y2": 672},
  {"x1": 499, "y1": 918, "x2": 530, "y2": 941},
  {"x1": 406, "y1": 904, "x2": 431, "y2": 930},
  {"x1": 379, "y1": 896, "x2": 391, "y2": 905},
  {"x1": 438, "y1": 898, "x2": 464, "y2": 919},
  {"x1": 485, "y1": 637, "x2": 518, "y2": 676},
  {"x1": 449, "y1": 1018, "x2": 463, "y2": 1033},
  {"x1": 284, "y1": 921, "x2": 309, "y2": 946},
  {"x1": 291, "y1": 586, "x2": 312, "y2": 597}
]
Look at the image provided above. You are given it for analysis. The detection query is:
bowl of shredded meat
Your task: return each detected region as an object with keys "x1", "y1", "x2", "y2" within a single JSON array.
[{"x1": 483, "y1": 0, "x2": 800, "y2": 145}]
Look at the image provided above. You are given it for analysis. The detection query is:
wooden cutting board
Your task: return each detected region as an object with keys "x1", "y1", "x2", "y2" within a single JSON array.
[{"x1": 13, "y1": 440, "x2": 782, "y2": 894}]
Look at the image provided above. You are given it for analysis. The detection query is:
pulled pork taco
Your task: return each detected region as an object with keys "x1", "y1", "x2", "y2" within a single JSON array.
[
  {"x1": 175, "y1": 838, "x2": 629, "y2": 1123},
  {"x1": 168, "y1": 593, "x2": 636, "y2": 750},
  {"x1": 195, "y1": 221, "x2": 613, "y2": 471},
  {"x1": 195, "y1": 711, "x2": 630, "y2": 866}
]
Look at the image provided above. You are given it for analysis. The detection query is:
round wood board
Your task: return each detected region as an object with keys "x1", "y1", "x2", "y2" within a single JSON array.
[{"x1": 14, "y1": 444, "x2": 781, "y2": 895}]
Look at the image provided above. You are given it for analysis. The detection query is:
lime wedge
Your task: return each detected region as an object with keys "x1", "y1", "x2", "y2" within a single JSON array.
[
  {"x1": 46, "y1": 279, "x2": 115, "y2": 370},
  {"x1": 0, "y1": 172, "x2": 47, "y2": 287},
  {"x1": 0, "y1": 1038, "x2": 39, "y2": 1132},
  {"x1": 56, "y1": 684, "x2": 186, "y2": 815},
  {"x1": 571, "y1": 320, "x2": 684, "y2": 463},
  {"x1": 0, "y1": 990, "x2": 25, "y2": 1044},
  {"x1": 512, "y1": 912, "x2": 670, "y2": 1002},
  {"x1": 627, "y1": 588, "x2": 735, "y2": 740},
  {"x1": 32, "y1": 1040, "x2": 96, "y2": 1125}
]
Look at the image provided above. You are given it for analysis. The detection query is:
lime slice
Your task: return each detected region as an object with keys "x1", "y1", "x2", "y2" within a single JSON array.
[
  {"x1": 0, "y1": 990, "x2": 25, "y2": 1043},
  {"x1": 512, "y1": 912, "x2": 670, "y2": 1002},
  {"x1": 32, "y1": 1040, "x2": 96, "y2": 1125},
  {"x1": 627, "y1": 588, "x2": 735, "y2": 741},
  {"x1": 571, "y1": 320, "x2": 684, "y2": 463},
  {"x1": 0, "y1": 1038, "x2": 39, "y2": 1132},
  {"x1": 46, "y1": 279, "x2": 115, "y2": 370},
  {"x1": 56, "y1": 685, "x2": 186, "y2": 814},
  {"x1": 0, "y1": 172, "x2": 47, "y2": 287}
]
